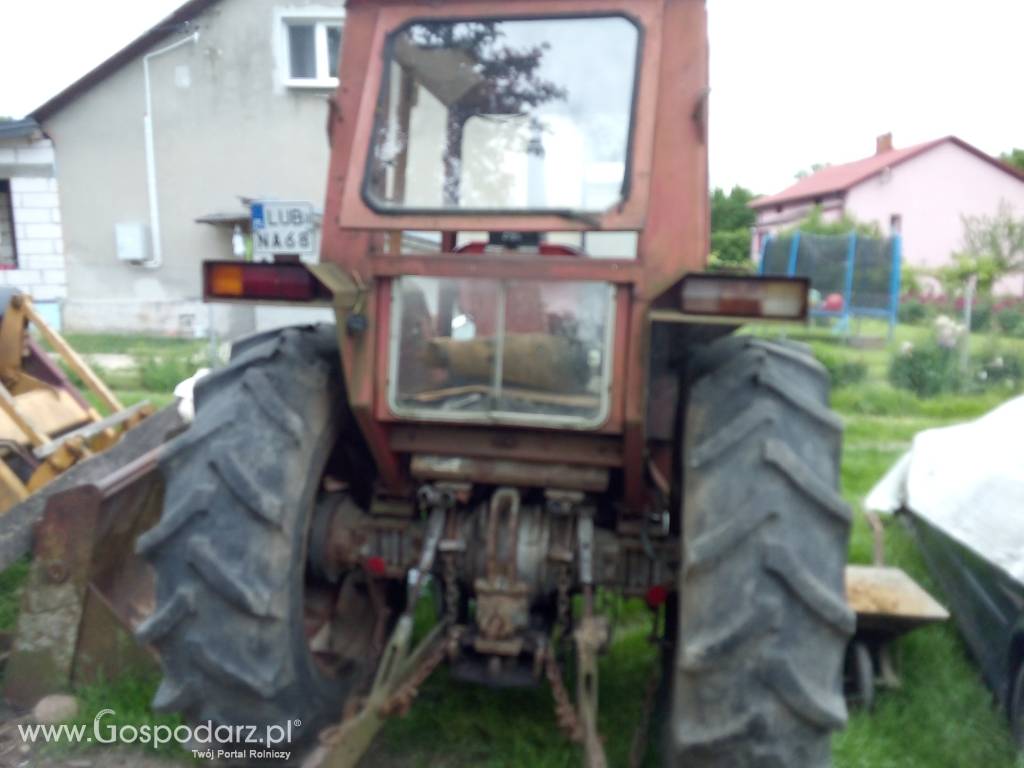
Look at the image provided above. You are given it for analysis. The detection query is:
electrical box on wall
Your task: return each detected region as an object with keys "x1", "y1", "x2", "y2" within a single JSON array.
[{"x1": 115, "y1": 222, "x2": 151, "y2": 264}]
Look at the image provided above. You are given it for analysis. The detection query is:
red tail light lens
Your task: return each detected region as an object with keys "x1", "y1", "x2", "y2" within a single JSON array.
[{"x1": 203, "y1": 261, "x2": 329, "y2": 302}]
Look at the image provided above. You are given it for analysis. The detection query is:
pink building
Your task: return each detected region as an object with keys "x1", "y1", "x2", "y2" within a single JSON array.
[{"x1": 749, "y1": 135, "x2": 1024, "y2": 295}]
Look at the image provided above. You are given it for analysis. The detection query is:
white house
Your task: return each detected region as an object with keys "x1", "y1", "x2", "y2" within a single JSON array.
[
  {"x1": 30, "y1": 0, "x2": 345, "y2": 337},
  {"x1": 0, "y1": 119, "x2": 68, "y2": 326}
]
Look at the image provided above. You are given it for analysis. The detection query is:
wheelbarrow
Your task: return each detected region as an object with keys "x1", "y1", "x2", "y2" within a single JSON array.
[{"x1": 843, "y1": 509, "x2": 949, "y2": 710}]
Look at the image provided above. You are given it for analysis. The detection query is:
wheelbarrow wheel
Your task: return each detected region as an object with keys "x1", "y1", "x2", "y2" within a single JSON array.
[
  {"x1": 846, "y1": 641, "x2": 875, "y2": 711},
  {"x1": 137, "y1": 324, "x2": 374, "y2": 748},
  {"x1": 671, "y1": 337, "x2": 854, "y2": 767}
]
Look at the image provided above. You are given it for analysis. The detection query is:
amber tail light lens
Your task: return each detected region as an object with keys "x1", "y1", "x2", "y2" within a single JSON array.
[
  {"x1": 203, "y1": 261, "x2": 329, "y2": 302},
  {"x1": 680, "y1": 274, "x2": 809, "y2": 320}
]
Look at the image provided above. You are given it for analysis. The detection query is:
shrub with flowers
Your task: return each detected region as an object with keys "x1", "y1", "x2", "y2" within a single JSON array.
[
  {"x1": 890, "y1": 314, "x2": 1022, "y2": 396},
  {"x1": 889, "y1": 321, "x2": 960, "y2": 397}
]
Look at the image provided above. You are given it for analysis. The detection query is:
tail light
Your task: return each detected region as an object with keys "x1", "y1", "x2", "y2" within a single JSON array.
[
  {"x1": 679, "y1": 274, "x2": 809, "y2": 320},
  {"x1": 203, "y1": 261, "x2": 330, "y2": 302}
]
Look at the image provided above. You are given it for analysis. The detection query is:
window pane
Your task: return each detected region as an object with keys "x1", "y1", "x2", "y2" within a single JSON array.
[
  {"x1": 390, "y1": 276, "x2": 612, "y2": 425},
  {"x1": 326, "y1": 25, "x2": 342, "y2": 78},
  {"x1": 497, "y1": 281, "x2": 611, "y2": 421},
  {"x1": 367, "y1": 16, "x2": 639, "y2": 212},
  {"x1": 288, "y1": 24, "x2": 316, "y2": 79},
  {"x1": 391, "y1": 277, "x2": 501, "y2": 416},
  {"x1": 0, "y1": 183, "x2": 15, "y2": 268}
]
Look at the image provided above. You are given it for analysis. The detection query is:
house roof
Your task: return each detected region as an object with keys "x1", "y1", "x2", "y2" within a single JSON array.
[
  {"x1": 30, "y1": 0, "x2": 220, "y2": 122},
  {"x1": 0, "y1": 118, "x2": 42, "y2": 140},
  {"x1": 750, "y1": 136, "x2": 1024, "y2": 210}
]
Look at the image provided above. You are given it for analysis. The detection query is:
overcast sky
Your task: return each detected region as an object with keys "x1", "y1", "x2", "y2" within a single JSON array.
[{"x1": 1, "y1": 0, "x2": 1022, "y2": 194}]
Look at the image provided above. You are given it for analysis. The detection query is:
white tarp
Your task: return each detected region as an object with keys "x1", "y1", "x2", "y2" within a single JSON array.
[{"x1": 865, "y1": 395, "x2": 1024, "y2": 583}]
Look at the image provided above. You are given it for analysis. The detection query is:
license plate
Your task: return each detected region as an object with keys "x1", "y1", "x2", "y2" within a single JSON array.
[{"x1": 251, "y1": 200, "x2": 318, "y2": 263}]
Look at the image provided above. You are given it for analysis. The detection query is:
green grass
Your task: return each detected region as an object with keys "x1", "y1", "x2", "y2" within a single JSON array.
[
  {"x1": 0, "y1": 558, "x2": 29, "y2": 631},
  {"x1": 41, "y1": 332, "x2": 207, "y2": 412},
  {"x1": 40, "y1": 674, "x2": 187, "y2": 758},
  {"x1": 60, "y1": 333, "x2": 208, "y2": 358},
  {"x1": 372, "y1": 625, "x2": 659, "y2": 768}
]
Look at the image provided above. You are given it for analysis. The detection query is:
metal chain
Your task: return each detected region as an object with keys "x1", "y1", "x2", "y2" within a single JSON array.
[
  {"x1": 443, "y1": 551, "x2": 459, "y2": 626},
  {"x1": 545, "y1": 649, "x2": 583, "y2": 743},
  {"x1": 379, "y1": 638, "x2": 448, "y2": 718},
  {"x1": 557, "y1": 561, "x2": 572, "y2": 640}
]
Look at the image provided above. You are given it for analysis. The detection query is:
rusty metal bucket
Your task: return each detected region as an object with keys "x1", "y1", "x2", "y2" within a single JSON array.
[{"x1": 1, "y1": 405, "x2": 184, "y2": 707}]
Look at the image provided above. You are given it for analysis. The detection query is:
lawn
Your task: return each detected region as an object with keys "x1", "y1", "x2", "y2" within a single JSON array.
[
  {"x1": 1, "y1": 323, "x2": 1022, "y2": 766},
  {"x1": 42, "y1": 332, "x2": 210, "y2": 412}
]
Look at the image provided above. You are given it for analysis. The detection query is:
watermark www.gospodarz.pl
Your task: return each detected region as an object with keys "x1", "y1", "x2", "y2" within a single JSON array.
[{"x1": 17, "y1": 708, "x2": 302, "y2": 761}]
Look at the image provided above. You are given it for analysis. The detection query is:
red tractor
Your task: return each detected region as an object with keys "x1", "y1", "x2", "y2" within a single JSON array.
[{"x1": 142, "y1": 0, "x2": 851, "y2": 764}]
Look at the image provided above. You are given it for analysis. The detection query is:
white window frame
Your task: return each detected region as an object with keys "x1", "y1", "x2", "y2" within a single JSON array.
[{"x1": 278, "y1": 9, "x2": 345, "y2": 89}]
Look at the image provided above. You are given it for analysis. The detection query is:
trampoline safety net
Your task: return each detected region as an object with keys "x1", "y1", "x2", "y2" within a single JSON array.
[{"x1": 760, "y1": 231, "x2": 901, "y2": 328}]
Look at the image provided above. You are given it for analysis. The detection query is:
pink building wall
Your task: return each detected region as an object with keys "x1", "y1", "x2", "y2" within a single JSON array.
[{"x1": 844, "y1": 142, "x2": 1024, "y2": 296}]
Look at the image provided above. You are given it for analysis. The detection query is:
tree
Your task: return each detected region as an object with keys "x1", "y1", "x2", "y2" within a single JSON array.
[
  {"x1": 1000, "y1": 148, "x2": 1024, "y2": 172},
  {"x1": 794, "y1": 163, "x2": 830, "y2": 181},
  {"x1": 783, "y1": 205, "x2": 882, "y2": 238},
  {"x1": 941, "y1": 201, "x2": 1024, "y2": 295},
  {"x1": 710, "y1": 186, "x2": 756, "y2": 232},
  {"x1": 709, "y1": 186, "x2": 757, "y2": 269},
  {"x1": 710, "y1": 230, "x2": 753, "y2": 269}
]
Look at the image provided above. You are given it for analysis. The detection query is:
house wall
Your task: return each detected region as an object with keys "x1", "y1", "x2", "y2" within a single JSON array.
[
  {"x1": 845, "y1": 142, "x2": 1024, "y2": 296},
  {"x1": 0, "y1": 136, "x2": 69, "y2": 325},
  {"x1": 41, "y1": 0, "x2": 344, "y2": 337}
]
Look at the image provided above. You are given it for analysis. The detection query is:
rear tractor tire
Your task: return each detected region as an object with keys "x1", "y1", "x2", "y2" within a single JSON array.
[
  {"x1": 670, "y1": 337, "x2": 854, "y2": 767},
  {"x1": 136, "y1": 325, "x2": 373, "y2": 747}
]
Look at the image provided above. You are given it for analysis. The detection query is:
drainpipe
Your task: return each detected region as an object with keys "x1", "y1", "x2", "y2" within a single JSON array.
[{"x1": 142, "y1": 30, "x2": 199, "y2": 269}]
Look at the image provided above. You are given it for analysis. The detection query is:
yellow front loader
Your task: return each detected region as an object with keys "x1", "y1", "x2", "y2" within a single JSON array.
[{"x1": 0, "y1": 291, "x2": 152, "y2": 512}]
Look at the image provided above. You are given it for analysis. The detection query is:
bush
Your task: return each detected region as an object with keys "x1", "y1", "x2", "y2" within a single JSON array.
[
  {"x1": 709, "y1": 228, "x2": 752, "y2": 268},
  {"x1": 975, "y1": 353, "x2": 1022, "y2": 387},
  {"x1": 995, "y1": 306, "x2": 1024, "y2": 337},
  {"x1": 971, "y1": 341, "x2": 1023, "y2": 391},
  {"x1": 811, "y1": 345, "x2": 868, "y2": 388},
  {"x1": 965, "y1": 298, "x2": 992, "y2": 332},
  {"x1": 889, "y1": 342, "x2": 960, "y2": 397},
  {"x1": 708, "y1": 251, "x2": 756, "y2": 273},
  {"x1": 783, "y1": 205, "x2": 882, "y2": 238},
  {"x1": 898, "y1": 297, "x2": 932, "y2": 325},
  {"x1": 900, "y1": 265, "x2": 926, "y2": 297}
]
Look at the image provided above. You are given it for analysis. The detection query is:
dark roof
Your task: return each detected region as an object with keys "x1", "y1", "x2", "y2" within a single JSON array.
[
  {"x1": 31, "y1": 0, "x2": 221, "y2": 122},
  {"x1": 0, "y1": 118, "x2": 42, "y2": 140},
  {"x1": 750, "y1": 136, "x2": 1024, "y2": 210}
]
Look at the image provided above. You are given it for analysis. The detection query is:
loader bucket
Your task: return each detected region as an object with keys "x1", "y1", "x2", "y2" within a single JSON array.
[{"x1": 1, "y1": 404, "x2": 184, "y2": 707}]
